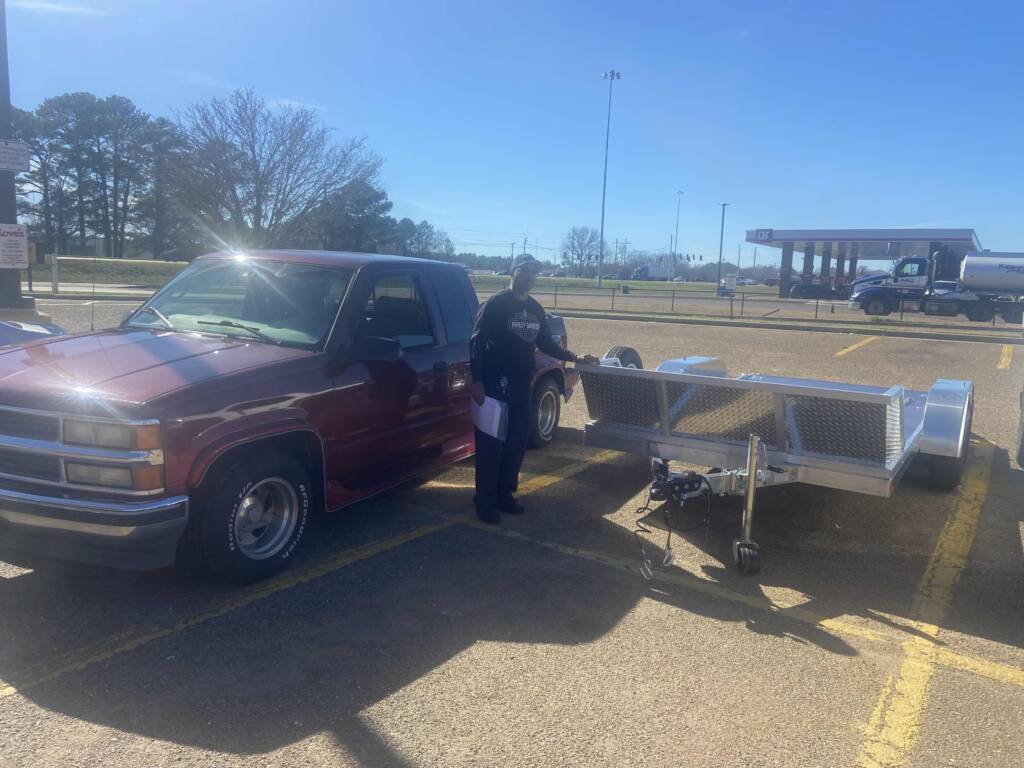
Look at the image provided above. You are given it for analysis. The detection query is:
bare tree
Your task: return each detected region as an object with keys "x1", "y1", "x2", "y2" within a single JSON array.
[
  {"x1": 178, "y1": 89, "x2": 381, "y2": 249},
  {"x1": 562, "y1": 226, "x2": 601, "y2": 277}
]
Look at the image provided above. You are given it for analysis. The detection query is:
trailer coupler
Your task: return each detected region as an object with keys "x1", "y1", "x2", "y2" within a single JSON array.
[{"x1": 639, "y1": 434, "x2": 791, "y2": 577}]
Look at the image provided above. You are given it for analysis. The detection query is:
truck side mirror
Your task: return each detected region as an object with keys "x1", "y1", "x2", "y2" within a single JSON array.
[{"x1": 349, "y1": 335, "x2": 403, "y2": 363}]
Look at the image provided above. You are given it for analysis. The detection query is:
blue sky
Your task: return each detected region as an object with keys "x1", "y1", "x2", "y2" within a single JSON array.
[{"x1": 7, "y1": 0, "x2": 1024, "y2": 264}]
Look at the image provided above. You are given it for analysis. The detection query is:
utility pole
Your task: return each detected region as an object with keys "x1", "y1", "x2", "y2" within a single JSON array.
[
  {"x1": 753, "y1": 246, "x2": 758, "y2": 270},
  {"x1": 673, "y1": 190, "x2": 683, "y2": 259},
  {"x1": 737, "y1": 244, "x2": 741, "y2": 273},
  {"x1": 597, "y1": 69, "x2": 620, "y2": 289},
  {"x1": 716, "y1": 202, "x2": 729, "y2": 286},
  {"x1": 0, "y1": 0, "x2": 33, "y2": 314}
]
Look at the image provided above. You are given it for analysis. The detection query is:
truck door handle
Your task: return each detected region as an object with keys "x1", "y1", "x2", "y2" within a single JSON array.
[{"x1": 433, "y1": 361, "x2": 449, "y2": 373}]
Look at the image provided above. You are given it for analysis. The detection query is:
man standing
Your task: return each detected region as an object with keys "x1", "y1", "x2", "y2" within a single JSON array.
[{"x1": 470, "y1": 254, "x2": 598, "y2": 524}]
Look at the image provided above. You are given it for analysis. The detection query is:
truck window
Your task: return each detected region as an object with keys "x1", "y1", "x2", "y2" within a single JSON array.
[
  {"x1": 430, "y1": 270, "x2": 474, "y2": 343},
  {"x1": 898, "y1": 260, "x2": 924, "y2": 277},
  {"x1": 360, "y1": 273, "x2": 436, "y2": 349}
]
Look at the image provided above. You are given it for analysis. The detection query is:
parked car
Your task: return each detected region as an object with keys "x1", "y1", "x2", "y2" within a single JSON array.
[
  {"x1": 0, "y1": 251, "x2": 579, "y2": 580},
  {"x1": 671, "y1": 276, "x2": 687, "y2": 283},
  {"x1": 0, "y1": 319, "x2": 66, "y2": 347},
  {"x1": 763, "y1": 276, "x2": 779, "y2": 286}
]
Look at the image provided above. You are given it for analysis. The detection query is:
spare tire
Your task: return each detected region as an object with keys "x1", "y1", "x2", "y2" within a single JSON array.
[{"x1": 604, "y1": 345, "x2": 644, "y2": 369}]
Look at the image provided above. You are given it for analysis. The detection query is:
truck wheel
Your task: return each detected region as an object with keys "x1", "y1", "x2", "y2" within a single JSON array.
[
  {"x1": 604, "y1": 345, "x2": 644, "y2": 369},
  {"x1": 528, "y1": 377, "x2": 561, "y2": 449},
  {"x1": 965, "y1": 304, "x2": 995, "y2": 323},
  {"x1": 925, "y1": 401, "x2": 972, "y2": 492},
  {"x1": 862, "y1": 297, "x2": 890, "y2": 316},
  {"x1": 187, "y1": 451, "x2": 312, "y2": 581},
  {"x1": 1001, "y1": 308, "x2": 1023, "y2": 325}
]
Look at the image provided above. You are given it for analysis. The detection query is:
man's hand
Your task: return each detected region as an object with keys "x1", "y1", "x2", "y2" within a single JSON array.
[
  {"x1": 471, "y1": 382, "x2": 486, "y2": 405},
  {"x1": 575, "y1": 354, "x2": 601, "y2": 366}
]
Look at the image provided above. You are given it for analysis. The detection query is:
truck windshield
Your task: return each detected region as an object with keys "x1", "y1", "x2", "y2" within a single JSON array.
[{"x1": 125, "y1": 258, "x2": 353, "y2": 348}]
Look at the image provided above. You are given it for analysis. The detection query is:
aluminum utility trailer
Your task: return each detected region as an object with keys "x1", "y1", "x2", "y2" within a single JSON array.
[{"x1": 580, "y1": 349, "x2": 973, "y2": 575}]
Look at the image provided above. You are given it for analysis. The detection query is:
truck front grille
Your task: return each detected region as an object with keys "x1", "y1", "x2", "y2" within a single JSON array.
[
  {"x1": 0, "y1": 409, "x2": 59, "y2": 441},
  {"x1": 0, "y1": 447, "x2": 61, "y2": 482}
]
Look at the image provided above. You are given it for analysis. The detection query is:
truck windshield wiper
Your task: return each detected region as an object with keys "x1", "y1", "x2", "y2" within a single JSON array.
[
  {"x1": 196, "y1": 319, "x2": 277, "y2": 344},
  {"x1": 132, "y1": 305, "x2": 174, "y2": 330}
]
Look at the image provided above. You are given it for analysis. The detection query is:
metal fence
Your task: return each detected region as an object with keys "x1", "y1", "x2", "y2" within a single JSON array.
[{"x1": 476, "y1": 285, "x2": 1018, "y2": 330}]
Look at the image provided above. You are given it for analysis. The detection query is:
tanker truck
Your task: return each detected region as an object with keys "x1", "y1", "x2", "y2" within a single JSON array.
[{"x1": 849, "y1": 251, "x2": 1024, "y2": 324}]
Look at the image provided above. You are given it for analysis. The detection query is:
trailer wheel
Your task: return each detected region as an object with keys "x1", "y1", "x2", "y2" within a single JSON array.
[
  {"x1": 925, "y1": 400, "x2": 973, "y2": 492},
  {"x1": 604, "y1": 345, "x2": 644, "y2": 369},
  {"x1": 734, "y1": 543, "x2": 761, "y2": 575},
  {"x1": 862, "y1": 296, "x2": 891, "y2": 316},
  {"x1": 528, "y1": 376, "x2": 561, "y2": 449},
  {"x1": 965, "y1": 303, "x2": 995, "y2": 323}
]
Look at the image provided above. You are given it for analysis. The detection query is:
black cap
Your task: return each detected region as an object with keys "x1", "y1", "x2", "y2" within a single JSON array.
[{"x1": 511, "y1": 254, "x2": 543, "y2": 273}]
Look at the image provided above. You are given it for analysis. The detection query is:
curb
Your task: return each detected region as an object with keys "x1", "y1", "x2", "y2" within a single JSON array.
[
  {"x1": 555, "y1": 309, "x2": 1024, "y2": 346},
  {"x1": 26, "y1": 292, "x2": 147, "y2": 302}
]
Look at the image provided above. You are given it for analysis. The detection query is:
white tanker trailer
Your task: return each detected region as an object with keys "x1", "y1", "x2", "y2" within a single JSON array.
[{"x1": 850, "y1": 250, "x2": 1024, "y2": 323}]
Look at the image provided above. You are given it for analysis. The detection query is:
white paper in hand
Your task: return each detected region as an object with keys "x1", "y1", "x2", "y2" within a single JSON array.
[{"x1": 472, "y1": 396, "x2": 508, "y2": 442}]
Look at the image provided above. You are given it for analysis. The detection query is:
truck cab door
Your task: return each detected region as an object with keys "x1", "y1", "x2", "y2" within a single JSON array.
[
  {"x1": 894, "y1": 258, "x2": 930, "y2": 292},
  {"x1": 323, "y1": 270, "x2": 456, "y2": 500}
]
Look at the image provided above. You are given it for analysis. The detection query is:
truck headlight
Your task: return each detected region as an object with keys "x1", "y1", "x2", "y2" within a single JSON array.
[
  {"x1": 64, "y1": 463, "x2": 164, "y2": 490},
  {"x1": 65, "y1": 463, "x2": 133, "y2": 488},
  {"x1": 63, "y1": 420, "x2": 161, "y2": 450}
]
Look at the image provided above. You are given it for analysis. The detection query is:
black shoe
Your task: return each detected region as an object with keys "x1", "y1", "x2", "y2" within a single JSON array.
[
  {"x1": 499, "y1": 498, "x2": 525, "y2": 515},
  {"x1": 476, "y1": 507, "x2": 501, "y2": 525}
]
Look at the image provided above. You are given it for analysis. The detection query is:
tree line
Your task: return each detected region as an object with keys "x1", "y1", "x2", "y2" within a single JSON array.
[{"x1": 13, "y1": 89, "x2": 455, "y2": 262}]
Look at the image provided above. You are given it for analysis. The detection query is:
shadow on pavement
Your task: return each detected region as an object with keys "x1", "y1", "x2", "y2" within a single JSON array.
[{"x1": 0, "y1": 435, "x2": 1018, "y2": 762}]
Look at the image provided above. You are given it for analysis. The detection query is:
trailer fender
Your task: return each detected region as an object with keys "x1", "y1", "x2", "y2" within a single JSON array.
[{"x1": 919, "y1": 379, "x2": 974, "y2": 459}]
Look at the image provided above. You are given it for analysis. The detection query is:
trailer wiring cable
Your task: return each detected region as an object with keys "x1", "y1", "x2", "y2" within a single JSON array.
[{"x1": 633, "y1": 474, "x2": 714, "y2": 580}]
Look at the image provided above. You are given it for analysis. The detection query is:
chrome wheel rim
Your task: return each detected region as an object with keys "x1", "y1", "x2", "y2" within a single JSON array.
[
  {"x1": 537, "y1": 389, "x2": 558, "y2": 439},
  {"x1": 233, "y1": 478, "x2": 299, "y2": 560}
]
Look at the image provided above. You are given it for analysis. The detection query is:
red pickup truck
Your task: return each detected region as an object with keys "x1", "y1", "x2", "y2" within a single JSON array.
[{"x1": 0, "y1": 251, "x2": 578, "y2": 579}]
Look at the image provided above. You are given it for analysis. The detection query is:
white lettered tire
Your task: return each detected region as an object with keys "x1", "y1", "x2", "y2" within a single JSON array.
[{"x1": 190, "y1": 451, "x2": 311, "y2": 581}]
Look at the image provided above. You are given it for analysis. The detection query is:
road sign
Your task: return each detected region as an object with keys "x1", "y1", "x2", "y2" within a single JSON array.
[
  {"x1": 0, "y1": 223, "x2": 28, "y2": 268},
  {"x1": 0, "y1": 140, "x2": 28, "y2": 173}
]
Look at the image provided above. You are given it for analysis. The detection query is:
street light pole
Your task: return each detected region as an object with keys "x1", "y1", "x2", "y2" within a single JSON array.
[
  {"x1": 597, "y1": 69, "x2": 620, "y2": 289},
  {"x1": 716, "y1": 202, "x2": 729, "y2": 286},
  {"x1": 0, "y1": 0, "x2": 31, "y2": 312},
  {"x1": 672, "y1": 190, "x2": 683, "y2": 260}
]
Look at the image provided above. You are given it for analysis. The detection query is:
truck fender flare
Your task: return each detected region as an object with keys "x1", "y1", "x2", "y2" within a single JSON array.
[{"x1": 188, "y1": 421, "x2": 327, "y2": 492}]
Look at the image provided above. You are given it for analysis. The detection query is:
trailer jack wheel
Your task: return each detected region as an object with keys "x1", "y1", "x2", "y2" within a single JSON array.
[{"x1": 733, "y1": 540, "x2": 761, "y2": 575}]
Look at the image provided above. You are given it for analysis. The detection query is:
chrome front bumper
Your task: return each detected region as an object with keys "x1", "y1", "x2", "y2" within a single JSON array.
[{"x1": 0, "y1": 488, "x2": 188, "y2": 570}]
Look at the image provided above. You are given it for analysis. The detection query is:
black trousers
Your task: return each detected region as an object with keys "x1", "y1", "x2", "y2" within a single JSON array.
[{"x1": 474, "y1": 382, "x2": 531, "y2": 512}]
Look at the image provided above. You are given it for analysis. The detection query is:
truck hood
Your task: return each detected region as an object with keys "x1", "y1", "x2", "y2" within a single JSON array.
[
  {"x1": 0, "y1": 328, "x2": 309, "y2": 409},
  {"x1": 850, "y1": 273, "x2": 892, "y2": 293}
]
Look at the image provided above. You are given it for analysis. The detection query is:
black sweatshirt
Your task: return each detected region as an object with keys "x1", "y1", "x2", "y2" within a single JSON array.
[{"x1": 470, "y1": 289, "x2": 576, "y2": 387}]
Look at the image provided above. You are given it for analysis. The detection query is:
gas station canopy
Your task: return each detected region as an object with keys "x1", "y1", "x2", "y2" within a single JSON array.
[{"x1": 743, "y1": 228, "x2": 982, "y2": 296}]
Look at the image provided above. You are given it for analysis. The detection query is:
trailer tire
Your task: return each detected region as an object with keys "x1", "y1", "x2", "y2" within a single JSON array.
[
  {"x1": 528, "y1": 376, "x2": 561, "y2": 449},
  {"x1": 925, "y1": 401, "x2": 973, "y2": 492},
  {"x1": 862, "y1": 296, "x2": 891, "y2": 316},
  {"x1": 604, "y1": 345, "x2": 644, "y2": 369},
  {"x1": 965, "y1": 303, "x2": 995, "y2": 323}
]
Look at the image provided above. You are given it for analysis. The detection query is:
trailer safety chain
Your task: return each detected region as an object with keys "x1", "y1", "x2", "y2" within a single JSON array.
[{"x1": 633, "y1": 475, "x2": 714, "y2": 580}]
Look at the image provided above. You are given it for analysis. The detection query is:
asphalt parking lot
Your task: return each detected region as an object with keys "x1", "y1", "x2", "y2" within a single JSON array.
[{"x1": 0, "y1": 301, "x2": 1021, "y2": 767}]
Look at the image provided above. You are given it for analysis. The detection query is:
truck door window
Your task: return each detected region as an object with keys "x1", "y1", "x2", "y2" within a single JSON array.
[
  {"x1": 898, "y1": 261, "x2": 923, "y2": 277},
  {"x1": 361, "y1": 274, "x2": 436, "y2": 349},
  {"x1": 430, "y1": 271, "x2": 474, "y2": 343}
]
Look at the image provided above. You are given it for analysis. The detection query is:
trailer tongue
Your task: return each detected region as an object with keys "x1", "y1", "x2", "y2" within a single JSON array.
[{"x1": 580, "y1": 349, "x2": 973, "y2": 575}]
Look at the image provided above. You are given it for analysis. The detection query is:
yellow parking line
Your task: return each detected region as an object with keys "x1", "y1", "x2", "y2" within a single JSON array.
[
  {"x1": 857, "y1": 440, "x2": 994, "y2": 768},
  {"x1": 997, "y1": 345, "x2": 1013, "y2": 370},
  {"x1": 836, "y1": 336, "x2": 879, "y2": 357}
]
